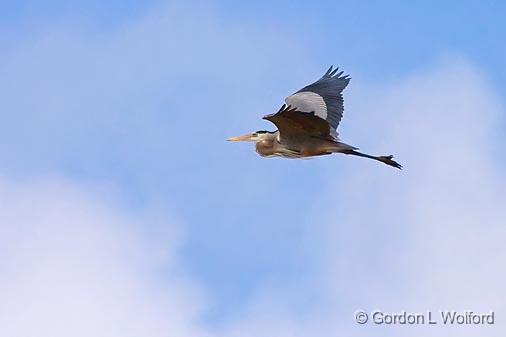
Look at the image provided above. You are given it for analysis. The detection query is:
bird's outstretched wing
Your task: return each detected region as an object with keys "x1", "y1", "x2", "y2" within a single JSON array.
[
  {"x1": 263, "y1": 104, "x2": 332, "y2": 141},
  {"x1": 284, "y1": 66, "x2": 350, "y2": 139}
]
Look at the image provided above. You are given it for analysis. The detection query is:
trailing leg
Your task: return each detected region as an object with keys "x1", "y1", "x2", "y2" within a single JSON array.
[{"x1": 341, "y1": 149, "x2": 402, "y2": 169}]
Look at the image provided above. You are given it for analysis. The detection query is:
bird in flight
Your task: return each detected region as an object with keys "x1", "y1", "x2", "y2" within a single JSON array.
[{"x1": 228, "y1": 66, "x2": 402, "y2": 169}]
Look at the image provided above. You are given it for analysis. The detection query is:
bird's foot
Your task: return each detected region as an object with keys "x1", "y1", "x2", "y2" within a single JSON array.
[{"x1": 378, "y1": 155, "x2": 402, "y2": 169}]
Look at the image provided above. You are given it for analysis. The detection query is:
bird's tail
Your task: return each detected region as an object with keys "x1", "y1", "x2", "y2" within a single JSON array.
[{"x1": 334, "y1": 141, "x2": 358, "y2": 151}]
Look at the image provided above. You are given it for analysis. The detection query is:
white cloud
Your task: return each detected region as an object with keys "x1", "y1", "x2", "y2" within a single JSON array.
[{"x1": 0, "y1": 178, "x2": 209, "y2": 337}]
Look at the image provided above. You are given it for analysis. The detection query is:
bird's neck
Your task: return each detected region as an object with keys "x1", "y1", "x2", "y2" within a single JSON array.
[{"x1": 255, "y1": 135, "x2": 276, "y2": 157}]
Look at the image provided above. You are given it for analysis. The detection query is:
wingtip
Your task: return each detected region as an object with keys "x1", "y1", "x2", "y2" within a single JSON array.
[
  {"x1": 324, "y1": 65, "x2": 352, "y2": 79},
  {"x1": 324, "y1": 65, "x2": 333, "y2": 76}
]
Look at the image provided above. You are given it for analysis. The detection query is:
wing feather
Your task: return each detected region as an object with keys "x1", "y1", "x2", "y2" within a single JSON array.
[
  {"x1": 263, "y1": 104, "x2": 332, "y2": 142},
  {"x1": 285, "y1": 66, "x2": 350, "y2": 134}
]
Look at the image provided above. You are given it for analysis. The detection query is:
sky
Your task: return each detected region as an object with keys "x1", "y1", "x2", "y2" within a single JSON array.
[{"x1": 1, "y1": 1, "x2": 505, "y2": 336}]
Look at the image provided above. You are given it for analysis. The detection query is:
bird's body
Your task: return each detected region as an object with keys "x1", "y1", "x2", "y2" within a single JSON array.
[
  {"x1": 229, "y1": 66, "x2": 402, "y2": 169},
  {"x1": 252, "y1": 130, "x2": 354, "y2": 158}
]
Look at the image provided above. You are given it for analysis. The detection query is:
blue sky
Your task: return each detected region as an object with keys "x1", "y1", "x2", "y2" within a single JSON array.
[
  {"x1": 1, "y1": 1, "x2": 505, "y2": 336},
  {"x1": 3, "y1": 1, "x2": 505, "y2": 87}
]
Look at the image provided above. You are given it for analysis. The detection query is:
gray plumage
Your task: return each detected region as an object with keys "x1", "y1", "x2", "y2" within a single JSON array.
[{"x1": 285, "y1": 66, "x2": 350, "y2": 138}]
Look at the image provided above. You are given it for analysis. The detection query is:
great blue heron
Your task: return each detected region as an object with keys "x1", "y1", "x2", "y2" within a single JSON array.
[{"x1": 228, "y1": 66, "x2": 402, "y2": 169}]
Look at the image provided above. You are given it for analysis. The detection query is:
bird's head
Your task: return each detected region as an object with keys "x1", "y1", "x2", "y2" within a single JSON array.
[{"x1": 227, "y1": 130, "x2": 272, "y2": 142}]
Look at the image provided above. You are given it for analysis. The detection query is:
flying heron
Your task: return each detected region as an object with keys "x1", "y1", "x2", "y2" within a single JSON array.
[{"x1": 228, "y1": 66, "x2": 402, "y2": 169}]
